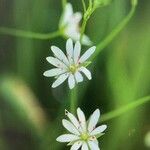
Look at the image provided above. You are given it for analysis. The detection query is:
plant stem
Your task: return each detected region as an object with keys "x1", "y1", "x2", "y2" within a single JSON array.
[
  {"x1": 80, "y1": 18, "x2": 88, "y2": 43},
  {"x1": 0, "y1": 27, "x2": 61, "y2": 40},
  {"x1": 70, "y1": 86, "x2": 78, "y2": 113},
  {"x1": 82, "y1": 0, "x2": 86, "y2": 12},
  {"x1": 91, "y1": 5, "x2": 136, "y2": 61},
  {"x1": 101, "y1": 96, "x2": 150, "y2": 122}
]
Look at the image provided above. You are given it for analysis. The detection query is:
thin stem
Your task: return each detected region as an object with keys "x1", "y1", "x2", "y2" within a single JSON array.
[
  {"x1": 80, "y1": 0, "x2": 93, "y2": 43},
  {"x1": 91, "y1": 5, "x2": 136, "y2": 61},
  {"x1": 0, "y1": 27, "x2": 61, "y2": 40},
  {"x1": 101, "y1": 96, "x2": 150, "y2": 122},
  {"x1": 80, "y1": 18, "x2": 88, "y2": 43},
  {"x1": 70, "y1": 86, "x2": 78, "y2": 113},
  {"x1": 82, "y1": 0, "x2": 87, "y2": 12}
]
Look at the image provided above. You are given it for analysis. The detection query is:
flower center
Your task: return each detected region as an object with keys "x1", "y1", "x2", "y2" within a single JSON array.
[
  {"x1": 69, "y1": 65, "x2": 78, "y2": 74},
  {"x1": 81, "y1": 133, "x2": 89, "y2": 141}
]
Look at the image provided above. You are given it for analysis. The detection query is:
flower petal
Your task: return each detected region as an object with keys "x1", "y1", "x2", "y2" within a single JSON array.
[
  {"x1": 88, "y1": 109, "x2": 100, "y2": 132},
  {"x1": 79, "y1": 46, "x2": 96, "y2": 63},
  {"x1": 77, "y1": 108, "x2": 86, "y2": 132},
  {"x1": 90, "y1": 125, "x2": 107, "y2": 136},
  {"x1": 88, "y1": 141, "x2": 100, "y2": 150},
  {"x1": 43, "y1": 68, "x2": 66, "y2": 77},
  {"x1": 66, "y1": 38, "x2": 74, "y2": 63},
  {"x1": 52, "y1": 73, "x2": 69, "y2": 88},
  {"x1": 81, "y1": 34, "x2": 93, "y2": 46},
  {"x1": 62, "y1": 119, "x2": 80, "y2": 135},
  {"x1": 74, "y1": 71, "x2": 83, "y2": 83},
  {"x1": 65, "y1": 28, "x2": 79, "y2": 43},
  {"x1": 73, "y1": 12, "x2": 82, "y2": 24},
  {"x1": 68, "y1": 74, "x2": 76, "y2": 89},
  {"x1": 71, "y1": 141, "x2": 82, "y2": 150},
  {"x1": 81, "y1": 142, "x2": 89, "y2": 150},
  {"x1": 74, "y1": 41, "x2": 81, "y2": 63},
  {"x1": 79, "y1": 67, "x2": 92, "y2": 80},
  {"x1": 46, "y1": 56, "x2": 67, "y2": 69},
  {"x1": 56, "y1": 134, "x2": 79, "y2": 143},
  {"x1": 60, "y1": 3, "x2": 73, "y2": 26},
  {"x1": 51, "y1": 46, "x2": 69, "y2": 65},
  {"x1": 65, "y1": 110, "x2": 81, "y2": 131}
]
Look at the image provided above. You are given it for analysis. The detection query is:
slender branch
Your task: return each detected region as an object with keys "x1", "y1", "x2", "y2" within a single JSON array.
[
  {"x1": 80, "y1": 18, "x2": 88, "y2": 43},
  {"x1": 82, "y1": 0, "x2": 87, "y2": 12},
  {"x1": 70, "y1": 86, "x2": 78, "y2": 113},
  {"x1": 91, "y1": 5, "x2": 136, "y2": 61},
  {"x1": 101, "y1": 96, "x2": 150, "y2": 122},
  {"x1": 0, "y1": 27, "x2": 61, "y2": 40}
]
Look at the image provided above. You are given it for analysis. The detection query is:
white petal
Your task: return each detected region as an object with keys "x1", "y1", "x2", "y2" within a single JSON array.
[
  {"x1": 93, "y1": 139, "x2": 99, "y2": 145},
  {"x1": 77, "y1": 108, "x2": 86, "y2": 132},
  {"x1": 56, "y1": 134, "x2": 79, "y2": 143},
  {"x1": 90, "y1": 125, "x2": 107, "y2": 136},
  {"x1": 71, "y1": 141, "x2": 82, "y2": 150},
  {"x1": 65, "y1": 28, "x2": 80, "y2": 43},
  {"x1": 43, "y1": 68, "x2": 65, "y2": 77},
  {"x1": 81, "y1": 142, "x2": 89, "y2": 150},
  {"x1": 74, "y1": 41, "x2": 81, "y2": 63},
  {"x1": 66, "y1": 38, "x2": 74, "y2": 62},
  {"x1": 65, "y1": 110, "x2": 81, "y2": 131},
  {"x1": 74, "y1": 71, "x2": 83, "y2": 83},
  {"x1": 60, "y1": 3, "x2": 73, "y2": 26},
  {"x1": 51, "y1": 46, "x2": 69, "y2": 65},
  {"x1": 79, "y1": 67, "x2": 92, "y2": 80},
  {"x1": 62, "y1": 119, "x2": 80, "y2": 135},
  {"x1": 79, "y1": 46, "x2": 96, "y2": 63},
  {"x1": 88, "y1": 141, "x2": 100, "y2": 150},
  {"x1": 73, "y1": 12, "x2": 82, "y2": 24},
  {"x1": 46, "y1": 56, "x2": 67, "y2": 69},
  {"x1": 68, "y1": 74, "x2": 76, "y2": 89},
  {"x1": 52, "y1": 73, "x2": 69, "y2": 88},
  {"x1": 88, "y1": 109, "x2": 100, "y2": 132},
  {"x1": 81, "y1": 34, "x2": 93, "y2": 46}
]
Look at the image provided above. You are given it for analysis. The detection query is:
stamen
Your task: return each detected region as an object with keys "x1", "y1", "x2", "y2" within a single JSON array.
[{"x1": 69, "y1": 64, "x2": 78, "y2": 74}]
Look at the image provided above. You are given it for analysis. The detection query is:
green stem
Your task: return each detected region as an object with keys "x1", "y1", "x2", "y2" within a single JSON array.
[
  {"x1": 101, "y1": 96, "x2": 150, "y2": 122},
  {"x1": 70, "y1": 86, "x2": 78, "y2": 113},
  {"x1": 80, "y1": 18, "x2": 88, "y2": 43},
  {"x1": 0, "y1": 27, "x2": 61, "y2": 40},
  {"x1": 91, "y1": 5, "x2": 136, "y2": 61},
  {"x1": 82, "y1": 0, "x2": 87, "y2": 12}
]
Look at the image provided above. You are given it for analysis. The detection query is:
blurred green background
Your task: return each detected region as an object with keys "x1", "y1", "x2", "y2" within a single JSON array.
[{"x1": 0, "y1": 0, "x2": 150, "y2": 150}]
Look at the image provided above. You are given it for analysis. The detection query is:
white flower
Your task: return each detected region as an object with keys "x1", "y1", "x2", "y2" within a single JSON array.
[
  {"x1": 56, "y1": 108, "x2": 107, "y2": 150},
  {"x1": 43, "y1": 38, "x2": 96, "y2": 89},
  {"x1": 59, "y1": 3, "x2": 92, "y2": 46}
]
